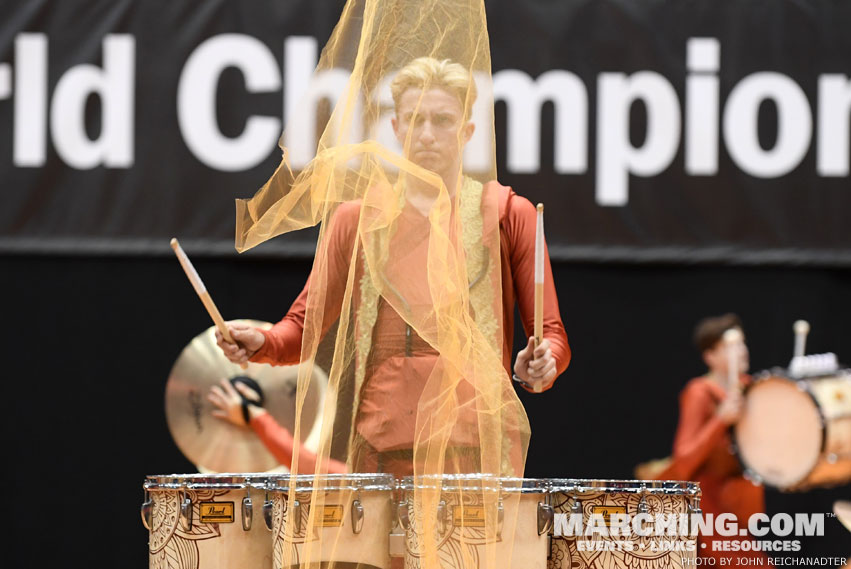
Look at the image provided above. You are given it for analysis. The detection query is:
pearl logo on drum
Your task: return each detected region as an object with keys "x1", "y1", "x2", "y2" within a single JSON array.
[{"x1": 199, "y1": 502, "x2": 235, "y2": 524}]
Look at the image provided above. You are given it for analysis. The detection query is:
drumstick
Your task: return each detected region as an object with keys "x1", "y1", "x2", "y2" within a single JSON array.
[
  {"x1": 793, "y1": 320, "x2": 810, "y2": 359},
  {"x1": 722, "y1": 328, "x2": 743, "y2": 394},
  {"x1": 834, "y1": 500, "x2": 851, "y2": 533},
  {"x1": 171, "y1": 238, "x2": 246, "y2": 369},
  {"x1": 533, "y1": 203, "x2": 545, "y2": 393}
]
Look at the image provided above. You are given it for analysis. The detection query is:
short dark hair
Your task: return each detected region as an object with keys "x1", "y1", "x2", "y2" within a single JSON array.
[{"x1": 693, "y1": 313, "x2": 743, "y2": 353}]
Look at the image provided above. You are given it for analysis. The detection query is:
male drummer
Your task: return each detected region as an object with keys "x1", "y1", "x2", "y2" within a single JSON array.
[
  {"x1": 661, "y1": 313, "x2": 766, "y2": 562},
  {"x1": 215, "y1": 57, "x2": 570, "y2": 476}
]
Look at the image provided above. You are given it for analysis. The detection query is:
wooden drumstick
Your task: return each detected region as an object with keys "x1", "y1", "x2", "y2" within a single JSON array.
[
  {"x1": 834, "y1": 500, "x2": 851, "y2": 533},
  {"x1": 793, "y1": 320, "x2": 810, "y2": 359},
  {"x1": 722, "y1": 328, "x2": 743, "y2": 394},
  {"x1": 171, "y1": 238, "x2": 246, "y2": 369},
  {"x1": 533, "y1": 203, "x2": 545, "y2": 393}
]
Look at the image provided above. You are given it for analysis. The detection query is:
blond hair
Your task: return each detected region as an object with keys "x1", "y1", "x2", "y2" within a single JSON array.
[{"x1": 390, "y1": 57, "x2": 477, "y2": 117}]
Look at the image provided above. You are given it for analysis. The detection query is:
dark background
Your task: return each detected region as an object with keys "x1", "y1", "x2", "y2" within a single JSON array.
[{"x1": 1, "y1": 0, "x2": 850, "y2": 566}]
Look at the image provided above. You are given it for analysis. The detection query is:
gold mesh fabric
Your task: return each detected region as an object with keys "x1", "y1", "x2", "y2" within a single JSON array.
[{"x1": 234, "y1": 1, "x2": 531, "y2": 566}]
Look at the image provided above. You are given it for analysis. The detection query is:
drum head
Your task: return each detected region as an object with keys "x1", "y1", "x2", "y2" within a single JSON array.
[{"x1": 735, "y1": 376, "x2": 823, "y2": 488}]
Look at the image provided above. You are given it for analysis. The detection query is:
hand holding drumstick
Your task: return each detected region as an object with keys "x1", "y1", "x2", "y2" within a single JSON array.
[
  {"x1": 170, "y1": 238, "x2": 260, "y2": 368},
  {"x1": 513, "y1": 204, "x2": 555, "y2": 392},
  {"x1": 215, "y1": 322, "x2": 266, "y2": 365}
]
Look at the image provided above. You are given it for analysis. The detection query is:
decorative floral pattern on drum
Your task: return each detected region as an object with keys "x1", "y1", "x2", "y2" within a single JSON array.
[
  {"x1": 272, "y1": 492, "x2": 350, "y2": 567},
  {"x1": 549, "y1": 491, "x2": 694, "y2": 569},
  {"x1": 404, "y1": 491, "x2": 502, "y2": 569},
  {"x1": 148, "y1": 489, "x2": 226, "y2": 569},
  {"x1": 271, "y1": 493, "x2": 305, "y2": 567}
]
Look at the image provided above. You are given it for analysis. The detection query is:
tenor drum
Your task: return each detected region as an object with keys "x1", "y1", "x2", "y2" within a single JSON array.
[
  {"x1": 141, "y1": 473, "x2": 272, "y2": 569},
  {"x1": 267, "y1": 473, "x2": 395, "y2": 569},
  {"x1": 734, "y1": 371, "x2": 851, "y2": 490},
  {"x1": 398, "y1": 475, "x2": 552, "y2": 569},
  {"x1": 547, "y1": 479, "x2": 700, "y2": 569}
]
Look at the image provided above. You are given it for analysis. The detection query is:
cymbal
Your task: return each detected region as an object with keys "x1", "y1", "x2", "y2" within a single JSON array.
[
  {"x1": 165, "y1": 321, "x2": 328, "y2": 473},
  {"x1": 835, "y1": 500, "x2": 851, "y2": 533}
]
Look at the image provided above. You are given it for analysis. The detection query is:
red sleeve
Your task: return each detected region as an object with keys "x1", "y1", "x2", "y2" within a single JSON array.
[
  {"x1": 250, "y1": 284, "x2": 309, "y2": 365},
  {"x1": 504, "y1": 190, "x2": 570, "y2": 391},
  {"x1": 250, "y1": 202, "x2": 360, "y2": 366},
  {"x1": 669, "y1": 380, "x2": 727, "y2": 479},
  {"x1": 250, "y1": 413, "x2": 347, "y2": 474}
]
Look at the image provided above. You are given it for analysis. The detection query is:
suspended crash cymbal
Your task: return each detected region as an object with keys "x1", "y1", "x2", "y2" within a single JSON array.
[{"x1": 165, "y1": 321, "x2": 328, "y2": 473}]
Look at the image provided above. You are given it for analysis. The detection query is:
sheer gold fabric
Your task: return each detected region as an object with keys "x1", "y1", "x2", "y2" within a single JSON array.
[{"x1": 235, "y1": 1, "x2": 531, "y2": 567}]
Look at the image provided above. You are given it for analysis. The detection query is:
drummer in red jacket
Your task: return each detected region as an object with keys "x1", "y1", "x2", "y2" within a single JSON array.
[
  {"x1": 212, "y1": 57, "x2": 569, "y2": 477},
  {"x1": 660, "y1": 313, "x2": 767, "y2": 561}
]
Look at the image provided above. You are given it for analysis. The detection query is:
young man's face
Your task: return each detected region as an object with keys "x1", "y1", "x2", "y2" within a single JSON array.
[
  {"x1": 703, "y1": 327, "x2": 750, "y2": 376},
  {"x1": 391, "y1": 87, "x2": 475, "y2": 180}
]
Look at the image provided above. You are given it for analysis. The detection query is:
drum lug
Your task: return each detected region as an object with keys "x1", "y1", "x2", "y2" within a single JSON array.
[
  {"x1": 570, "y1": 484, "x2": 583, "y2": 520},
  {"x1": 351, "y1": 498, "x2": 364, "y2": 534},
  {"x1": 242, "y1": 495, "x2": 253, "y2": 531},
  {"x1": 496, "y1": 497, "x2": 505, "y2": 539},
  {"x1": 263, "y1": 499, "x2": 274, "y2": 532},
  {"x1": 537, "y1": 501, "x2": 554, "y2": 536},
  {"x1": 570, "y1": 496, "x2": 583, "y2": 517},
  {"x1": 180, "y1": 493, "x2": 193, "y2": 531},
  {"x1": 140, "y1": 491, "x2": 153, "y2": 531},
  {"x1": 637, "y1": 484, "x2": 650, "y2": 514},
  {"x1": 437, "y1": 499, "x2": 448, "y2": 536},
  {"x1": 389, "y1": 527, "x2": 406, "y2": 558},
  {"x1": 687, "y1": 498, "x2": 702, "y2": 538},
  {"x1": 397, "y1": 500, "x2": 411, "y2": 531},
  {"x1": 539, "y1": 480, "x2": 554, "y2": 536},
  {"x1": 292, "y1": 500, "x2": 302, "y2": 534},
  {"x1": 637, "y1": 495, "x2": 649, "y2": 514}
]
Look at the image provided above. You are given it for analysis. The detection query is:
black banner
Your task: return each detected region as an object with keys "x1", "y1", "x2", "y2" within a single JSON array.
[{"x1": 1, "y1": 0, "x2": 850, "y2": 264}]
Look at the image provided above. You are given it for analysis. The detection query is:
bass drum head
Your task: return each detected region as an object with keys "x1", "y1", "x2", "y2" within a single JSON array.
[{"x1": 735, "y1": 376, "x2": 823, "y2": 488}]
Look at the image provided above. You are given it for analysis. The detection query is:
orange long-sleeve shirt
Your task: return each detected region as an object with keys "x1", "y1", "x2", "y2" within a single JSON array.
[
  {"x1": 250, "y1": 181, "x2": 570, "y2": 452},
  {"x1": 664, "y1": 376, "x2": 766, "y2": 562},
  {"x1": 249, "y1": 412, "x2": 346, "y2": 474}
]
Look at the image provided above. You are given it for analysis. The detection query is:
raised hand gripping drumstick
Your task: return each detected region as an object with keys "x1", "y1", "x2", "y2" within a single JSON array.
[
  {"x1": 170, "y1": 238, "x2": 247, "y2": 369},
  {"x1": 533, "y1": 203, "x2": 545, "y2": 393},
  {"x1": 722, "y1": 328, "x2": 743, "y2": 394},
  {"x1": 793, "y1": 319, "x2": 810, "y2": 359}
]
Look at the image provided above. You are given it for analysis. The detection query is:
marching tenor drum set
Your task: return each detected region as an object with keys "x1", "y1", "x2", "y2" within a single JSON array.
[{"x1": 142, "y1": 471, "x2": 702, "y2": 569}]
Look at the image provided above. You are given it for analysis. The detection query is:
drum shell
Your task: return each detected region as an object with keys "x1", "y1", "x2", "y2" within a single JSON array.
[
  {"x1": 143, "y1": 474, "x2": 273, "y2": 569},
  {"x1": 800, "y1": 374, "x2": 851, "y2": 488},
  {"x1": 734, "y1": 372, "x2": 851, "y2": 490},
  {"x1": 547, "y1": 479, "x2": 699, "y2": 569},
  {"x1": 400, "y1": 476, "x2": 549, "y2": 569},
  {"x1": 269, "y1": 474, "x2": 394, "y2": 569}
]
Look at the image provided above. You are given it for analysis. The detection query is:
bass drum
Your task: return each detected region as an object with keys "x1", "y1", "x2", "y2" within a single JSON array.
[{"x1": 734, "y1": 371, "x2": 851, "y2": 490}]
